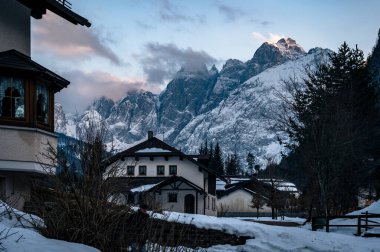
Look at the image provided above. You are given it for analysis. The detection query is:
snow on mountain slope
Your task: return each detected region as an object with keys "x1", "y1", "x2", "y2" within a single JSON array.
[
  {"x1": 173, "y1": 48, "x2": 330, "y2": 164},
  {"x1": 54, "y1": 39, "x2": 331, "y2": 165}
]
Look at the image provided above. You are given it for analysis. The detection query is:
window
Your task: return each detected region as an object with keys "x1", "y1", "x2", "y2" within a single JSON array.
[
  {"x1": 168, "y1": 193, "x2": 177, "y2": 202},
  {"x1": 212, "y1": 198, "x2": 216, "y2": 211},
  {"x1": 36, "y1": 83, "x2": 49, "y2": 124},
  {"x1": 207, "y1": 196, "x2": 210, "y2": 210},
  {"x1": 157, "y1": 165, "x2": 165, "y2": 175},
  {"x1": 0, "y1": 77, "x2": 24, "y2": 119},
  {"x1": 139, "y1": 166, "x2": 147, "y2": 176},
  {"x1": 127, "y1": 166, "x2": 135, "y2": 176},
  {"x1": 169, "y1": 165, "x2": 177, "y2": 175}
]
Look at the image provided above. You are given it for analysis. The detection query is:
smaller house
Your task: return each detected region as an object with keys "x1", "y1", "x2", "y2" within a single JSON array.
[
  {"x1": 216, "y1": 176, "x2": 299, "y2": 217},
  {"x1": 104, "y1": 131, "x2": 222, "y2": 216}
]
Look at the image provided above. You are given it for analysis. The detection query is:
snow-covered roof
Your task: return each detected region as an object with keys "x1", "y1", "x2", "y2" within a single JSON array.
[
  {"x1": 258, "y1": 179, "x2": 299, "y2": 192},
  {"x1": 130, "y1": 183, "x2": 158, "y2": 193},
  {"x1": 217, "y1": 177, "x2": 299, "y2": 192},
  {"x1": 136, "y1": 148, "x2": 171, "y2": 153}
]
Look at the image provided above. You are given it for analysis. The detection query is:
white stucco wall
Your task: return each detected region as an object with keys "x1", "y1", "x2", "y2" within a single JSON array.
[
  {"x1": 106, "y1": 154, "x2": 218, "y2": 216},
  {"x1": 0, "y1": 126, "x2": 57, "y2": 173},
  {"x1": 0, "y1": 0, "x2": 30, "y2": 55},
  {"x1": 147, "y1": 183, "x2": 216, "y2": 216},
  {"x1": 106, "y1": 156, "x2": 205, "y2": 189},
  {"x1": 217, "y1": 189, "x2": 271, "y2": 213}
]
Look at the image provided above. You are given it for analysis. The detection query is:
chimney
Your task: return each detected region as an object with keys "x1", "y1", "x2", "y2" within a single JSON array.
[{"x1": 148, "y1": 131, "x2": 154, "y2": 139}]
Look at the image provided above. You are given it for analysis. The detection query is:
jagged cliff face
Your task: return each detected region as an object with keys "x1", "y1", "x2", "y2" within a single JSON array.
[
  {"x1": 157, "y1": 64, "x2": 216, "y2": 142},
  {"x1": 54, "y1": 103, "x2": 67, "y2": 135},
  {"x1": 55, "y1": 38, "x2": 330, "y2": 164},
  {"x1": 106, "y1": 91, "x2": 158, "y2": 143},
  {"x1": 246, "y1": 38, "x2": 306, "y2": 78}
]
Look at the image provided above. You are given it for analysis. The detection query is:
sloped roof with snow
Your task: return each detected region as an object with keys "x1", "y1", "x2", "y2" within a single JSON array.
[{"x1": 104, "y1": 136, "x2": 225, "y2": 180}]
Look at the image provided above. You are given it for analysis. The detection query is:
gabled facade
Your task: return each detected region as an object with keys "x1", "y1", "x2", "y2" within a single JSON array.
[
  {"x1": 216, "y1": 176, "x2": 299, "y2": 217},
  {"x1": 0, "y1": 0, "x2": 90, "y2": 209},
  {"x1": 104, "y1": 132, "x2": 221, "y2": 216}
]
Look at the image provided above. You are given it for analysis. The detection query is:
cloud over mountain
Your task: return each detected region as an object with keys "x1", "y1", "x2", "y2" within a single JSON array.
[
  {"x1": 137, "y1": 42, "x2": 217, "y2": 84},
  {"x1": 252, "y1": 32, "x2": 286, "y2": 44},
  {"x1": 32, "y1": 11, "x2": 122, "y2": 65},
  {"x1": 56, "y1": 70, "x2": 158, "y2": 113}
]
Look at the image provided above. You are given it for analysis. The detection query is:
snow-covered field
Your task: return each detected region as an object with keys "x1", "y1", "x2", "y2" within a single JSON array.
[
  {"x1": 2, "y1": 199, "x2": 379, "y2": 251},
  {"x1": 0, "y1": 202, "x2": 99, "y2": 252},
  {"x1": 153, "y1": 201, "x2": 380, "y2": 252},
  {"x1": 235, "y1": 216, "x2": 306, "y2": 225}
]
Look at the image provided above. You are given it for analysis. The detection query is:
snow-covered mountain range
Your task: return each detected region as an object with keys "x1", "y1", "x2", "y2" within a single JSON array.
[{"x1": 55, "y1": 38, "x2": 331, "y2": 165}]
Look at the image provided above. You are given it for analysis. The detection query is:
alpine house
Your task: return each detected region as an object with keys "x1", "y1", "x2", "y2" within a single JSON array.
[
  {"x1": 104, "y1": 131, "x2": 224, "y2": 216},
  {"x1": 0, "y1": 0, "x2": 90, "y2": 210}
]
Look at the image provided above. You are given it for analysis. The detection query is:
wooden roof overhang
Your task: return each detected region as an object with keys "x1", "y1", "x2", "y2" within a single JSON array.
[
  {"x1": 146, "y1": 176, "x2": 206, "y2": 195},
  {"x1": 17, "y1": 0, "x2": 91, "y2": 27},
  {"x1": 0, "y1": 49, "x2": 69, "y2": 92}
]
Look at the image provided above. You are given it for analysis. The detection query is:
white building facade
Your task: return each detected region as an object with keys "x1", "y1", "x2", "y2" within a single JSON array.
[{"x1": 105, "y1": 132, "x2": 219, "y2": 216}]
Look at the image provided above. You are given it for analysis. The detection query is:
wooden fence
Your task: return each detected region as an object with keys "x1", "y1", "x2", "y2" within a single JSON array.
[{"x1": 312, "y1": 212, "x2": 380, "y2": 236}]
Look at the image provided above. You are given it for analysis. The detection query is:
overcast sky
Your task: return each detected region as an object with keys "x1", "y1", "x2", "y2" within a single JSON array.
[{"x1": 31, "y1": 0, "x2": 380, "y2": 113}]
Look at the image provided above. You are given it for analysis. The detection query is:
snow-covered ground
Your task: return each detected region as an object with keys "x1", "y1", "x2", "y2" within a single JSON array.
[
  {"x1": 0, "y1": 202, "x2": 99, "y2": 252},
  {"x1": 307, "y1": 200, "x2": 380, "y2": 237},
  {"x1": 152, "y1": 206, "x2": 380, "y2": 252},
  {"x1": 235, "y1": 216, "x2": 306, "y2": 225}
]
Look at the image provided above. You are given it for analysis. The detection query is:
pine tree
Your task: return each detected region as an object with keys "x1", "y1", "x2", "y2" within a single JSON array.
[
  {"x1": 226, "y1": 152, "x2": 239, "y2": 175},
  {"x1": 209, "y1": 142, "x2": 224, "y2": 175},
  {"x1": 209, "y1": 142, "x2": 214, "y2": 160},
  {"x1": 281, "y1": 42, "x2": 380, "y2": 215},
  {"x1": 246, "y1": 152, "x2": 255, "y2": 175},
  {"x1": 198, "y1": 139, "x2": 209, "y2": 155}
]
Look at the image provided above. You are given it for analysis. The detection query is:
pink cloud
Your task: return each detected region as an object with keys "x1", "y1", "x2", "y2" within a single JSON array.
[
  {"x1": 56, "y1": 70, "x2": 161, "y2": 113},
  {"x1": 32, "y1": 11, "x2": 121, "y2": 65}
]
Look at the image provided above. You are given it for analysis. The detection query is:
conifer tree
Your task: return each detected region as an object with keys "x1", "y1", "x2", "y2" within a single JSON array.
[
  {"x1": 246, "y1": 152, "x2": 255, "y2": 175},
  {"x1": 225, "y1": 152, "x2": 240, "y2": 175},
  {"x1": 281, "y1": 42, "x2": 380, "y2": 215},
  {"x1": 209, "y1": 142, "x2": 224, "y2": 175}
]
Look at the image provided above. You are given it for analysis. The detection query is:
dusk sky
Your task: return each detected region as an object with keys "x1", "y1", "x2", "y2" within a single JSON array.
[{"x1": 31, "y1": 0, "x2": 380, "y2": 113}]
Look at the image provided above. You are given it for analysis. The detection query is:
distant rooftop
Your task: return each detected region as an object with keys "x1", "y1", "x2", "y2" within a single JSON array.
[{"x1": 17, "y1": 0, "x2": 91, "y2": 27}]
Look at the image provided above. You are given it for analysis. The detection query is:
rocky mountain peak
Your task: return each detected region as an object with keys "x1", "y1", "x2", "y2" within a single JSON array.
[
  {"x1": 88, "y1": 96, "x2": 115, "y2": 119},
  {"x1": 245, "y1": 37, "x2": 306, "y2": 79},
  {"x1": 274, "y1": 37, "x2": 305, "y2": 56},
  {"x1": 177, "y1": 63, "x2": 209, "y2": 77},
  {"x1": 209, "y1": 65, "x2": 219, "y2": 75}
]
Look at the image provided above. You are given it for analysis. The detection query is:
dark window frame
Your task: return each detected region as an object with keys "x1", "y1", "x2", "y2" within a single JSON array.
[
  {"x1": 36, "y1": 83, "x2": 50, "y2": 126},
  {"x1": 0, "y1": 73, "x2": 55, "y2": 132},
  {"x1": 0, "y1": 76, "x2": 26, "y2": 121},
  {"x1": 127, "y1": 166, "x2": 135, "y2": 176},
  {"x1": 168, "y1": 193, "x2": 177, "y2": 203},
  {"x1": 139, "y1": 165, "x2": 147, "y2": 176},
  {"x1": 169, "y1": 165, "x2": 177, "y2": 175},
  {"x1": 157, "y1": 165, "x2": 165, "y2": 175}
]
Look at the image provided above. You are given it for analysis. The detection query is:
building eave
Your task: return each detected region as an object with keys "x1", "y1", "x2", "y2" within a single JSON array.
[{"x1": 17, "y1": 0, "x2": 91, "y2": 27}]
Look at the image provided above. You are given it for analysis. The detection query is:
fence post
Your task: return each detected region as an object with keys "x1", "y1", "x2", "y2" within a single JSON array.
[
  {"x1": 326, "y1": 217, "x2": 329, "y2": 232},
  {"x1": 357, "y1": 216, "x2": 361, "y2": 236},
  {"x1": 311, "y1": 217, "x2": 316, "y2": 231},
  {"x1": 365, "y1": 211, "x2": 368, "y2": 232}
]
